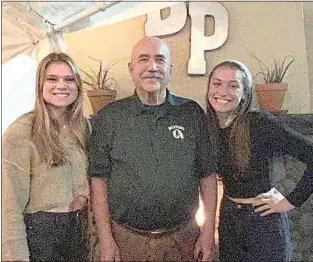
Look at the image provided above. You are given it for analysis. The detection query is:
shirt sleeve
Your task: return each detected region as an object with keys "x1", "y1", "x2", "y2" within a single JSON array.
[
  {"x1": 86, "y1": 110, "x2": 114, "y2": 179},
  {"x1": 194, "y1": 103, "x2": 218, "y2": 178},
  {"x1": 260, "y1": 111, "x2": 313, "y2": 207},
  {"x1": 2, "y1": 132, "x2": 31, "y2": 261}
]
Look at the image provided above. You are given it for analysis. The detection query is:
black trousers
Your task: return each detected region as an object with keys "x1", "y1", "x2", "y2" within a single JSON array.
[
  {"x1": 24, "y1": 211, "x2": 87, "y2": 261},
  {"x1": 218, "y1": 196, "x2": 292, "y2": 262}
]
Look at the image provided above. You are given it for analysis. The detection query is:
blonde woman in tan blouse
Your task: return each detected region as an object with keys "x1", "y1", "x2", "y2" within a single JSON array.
[{"x1": 2, "y1": 53, "x2": 90, "y2": 261}]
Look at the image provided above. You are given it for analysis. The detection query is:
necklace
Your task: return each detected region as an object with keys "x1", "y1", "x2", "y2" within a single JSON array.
[{"x1": 60, "y1": 123, "x2": 73, "y2": 136}]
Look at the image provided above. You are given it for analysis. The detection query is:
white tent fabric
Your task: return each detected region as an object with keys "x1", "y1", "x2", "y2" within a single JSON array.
[
  {"x1": 2, "y1": 1, "x2": 119, "y2": 63},
  {"x1": 2, "y1": 1, "x2": 181, "y2": 64}
]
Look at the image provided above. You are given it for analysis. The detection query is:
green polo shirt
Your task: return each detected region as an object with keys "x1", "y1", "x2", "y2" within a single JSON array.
[{"x1": 87, "y1": 92, "x2": 216, "y2": 230}]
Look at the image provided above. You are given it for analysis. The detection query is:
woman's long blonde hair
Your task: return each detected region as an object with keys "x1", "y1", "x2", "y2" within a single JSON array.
[
  {"x1": 31, "y1": 52, "x2": 88, "y2": 166},
  {"x1": 206, "y1": 60, "x2": 253, "y2": 171}
]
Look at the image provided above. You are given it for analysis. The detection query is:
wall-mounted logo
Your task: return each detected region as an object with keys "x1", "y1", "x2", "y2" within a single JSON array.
[
  {"x1": 168, "y1": 125, "x2": 185, "y2": 139},
  {"x1": 145, "y1": 2, "x2": 229, "y2": 75}
]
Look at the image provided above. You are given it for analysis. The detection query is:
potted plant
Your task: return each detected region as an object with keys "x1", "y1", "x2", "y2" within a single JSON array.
[
  {"x1": 80, "y1": 58, "x2": 120, "y2": 115},
  {"x1": 251, "y1": 53, "x2": 295, "y2": 112}
]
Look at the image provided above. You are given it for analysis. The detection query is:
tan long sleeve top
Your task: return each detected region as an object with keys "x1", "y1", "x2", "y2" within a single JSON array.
[{"x1": 2, "y1": 113, "x2": 90, "y2": 261}]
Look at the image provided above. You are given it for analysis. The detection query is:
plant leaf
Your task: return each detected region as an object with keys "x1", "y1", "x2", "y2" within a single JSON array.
[
  {"x1": 79, "y1": 56, "x2": 128, "y2": 90},
  {"x1": 97, "y1": 62, "x2": 102, "y2": 89},
  {"x1": 80, "y1": 68, "x2": 98, "y2": 86},
  {"x1": 280, "y1": 56, "x2": 295, "y2": 83},
  {"x1": 103, "y1": 77, "x2": 119, "y2": 90},
  {"x1": 250, "y1": 53, "x2": 270, "y2": 83},
  {"x1": 250, "y1": 53, "x2": 294, "y2": 84}
]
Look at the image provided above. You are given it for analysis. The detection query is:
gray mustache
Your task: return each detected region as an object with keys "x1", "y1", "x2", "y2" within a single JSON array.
[{"x1": 143, "y1": 74, "x2": 162, "y2": 78}]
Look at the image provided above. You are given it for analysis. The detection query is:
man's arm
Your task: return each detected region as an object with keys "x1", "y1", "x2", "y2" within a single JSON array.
[
  {"x1": 91, "y1": 177, "x2": 120, "y2": 261},
  {"x1": 194, "y1": 173, "x2": 217, "y2": 261}
]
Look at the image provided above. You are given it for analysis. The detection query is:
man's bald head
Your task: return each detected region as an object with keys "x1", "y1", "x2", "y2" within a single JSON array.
[{"x1": 130, "y1": 37, "x2": 171, "y2": 64}]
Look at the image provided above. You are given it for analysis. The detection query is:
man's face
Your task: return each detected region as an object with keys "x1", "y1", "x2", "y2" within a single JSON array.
[{"x1": 128, "y1": 39, "x2": 172, "y2": 94}]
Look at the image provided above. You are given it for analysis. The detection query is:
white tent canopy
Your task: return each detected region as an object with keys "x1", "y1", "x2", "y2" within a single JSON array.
[{"x1": 2, "y1": 1, "x2": 181, "y2": 64}]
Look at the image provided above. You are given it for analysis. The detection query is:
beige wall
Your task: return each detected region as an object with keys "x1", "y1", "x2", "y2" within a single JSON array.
[
  {"x1": 65, "y1": 2, "x2": 312, "y2": 116},
  {"x1": 303, "y1": 2, "x2": 313, "y2": 113}
]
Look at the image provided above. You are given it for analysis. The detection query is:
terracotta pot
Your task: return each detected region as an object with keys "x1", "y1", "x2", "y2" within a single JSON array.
[
  {"x1": 255, "y1": 83, "x2": 288, "y2": 112},
  {"x1": 87, "y1": 89, "x2": 117, "y2": 114}
]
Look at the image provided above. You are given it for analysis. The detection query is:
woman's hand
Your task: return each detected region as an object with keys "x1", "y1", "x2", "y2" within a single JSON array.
[
  {"x1": 69, "y1": 195, "x2": 88, "y2": 212},
  {"x1": 252, "y1": 188, "x2": 295, "y2": 216}
]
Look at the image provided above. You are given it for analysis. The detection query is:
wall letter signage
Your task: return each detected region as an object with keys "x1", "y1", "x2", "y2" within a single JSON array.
[{"x1": 145, "y1": 2, "x2": 229, "y2": 75}]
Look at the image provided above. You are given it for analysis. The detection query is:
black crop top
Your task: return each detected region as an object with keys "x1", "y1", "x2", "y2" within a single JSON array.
[{"x1": 217, "y1": 110, "x2": 313, "y2": 207}]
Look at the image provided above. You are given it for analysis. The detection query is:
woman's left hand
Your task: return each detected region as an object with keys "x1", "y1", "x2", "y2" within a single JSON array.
[
  {"x1": 69, "y1": 195, "x2": 88, "y2": 212},
  {"x1": 252, "y1": 188, "x2": 295, "y2": 216}
]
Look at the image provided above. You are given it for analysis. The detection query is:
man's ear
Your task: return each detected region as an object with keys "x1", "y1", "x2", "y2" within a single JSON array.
[
  {"x1": 169, "y1": 64, "x2": 173, "y2": 74},
  {"x1": 128, "y1": 62, "x2": 133, "y2": 73}
]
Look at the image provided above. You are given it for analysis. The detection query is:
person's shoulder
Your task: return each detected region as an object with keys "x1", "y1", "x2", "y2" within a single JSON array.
[
  {"x1": 3, "y1": 113, "x2": 33, "y2": 136},
  {"x1": 170, "y1": 93, "x2": 204, "y2": 111},
  {"x1": 110, "y1": 95, "x2": 135, "y2": 107},
  {"x1": 249, "y1": 109, "x2": 278, "y2": 122},
  {"x1": 94, "y1": 96, "x2": 133, "y2": 115},
  {"x1": 2, "y1": 113, "x2": 33, "y2": 145},
  {"x1": 100, "y1": 96, "x2": 135, "y2": 112},
  {"x1": 90, "y1": 96, "x2": 137, "y2": 124},
  {"x1": 248, "y1": 109, "x2": 283, "y2": 132},
  {"x1": 170, "y1": 93, "x2": 196, "y2": 105},
  {"x1": 170, "y1": 94, "x2": 207, "y2": 122}
]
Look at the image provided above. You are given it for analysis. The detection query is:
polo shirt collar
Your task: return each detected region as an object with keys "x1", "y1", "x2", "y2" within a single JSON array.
[{"x1": 132, "y1": 89, "x2": 176, "y2": 116}]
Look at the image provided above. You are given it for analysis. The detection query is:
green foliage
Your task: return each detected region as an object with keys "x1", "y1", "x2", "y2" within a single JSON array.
[
  {"x1": 80, "y1": 58, "x2": 123, "y2": 90},
  {"x1": 251, "y1": 53, "x2": 295, "y2": 84}
]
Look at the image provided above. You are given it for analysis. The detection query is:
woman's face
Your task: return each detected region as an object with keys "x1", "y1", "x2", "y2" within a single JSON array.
[
  {"x1": 207, "y1": 66, "x2": 245, "y2": 117},
  {"x1": 42, "y1": 62, "x2": 78, "y2": 112}
]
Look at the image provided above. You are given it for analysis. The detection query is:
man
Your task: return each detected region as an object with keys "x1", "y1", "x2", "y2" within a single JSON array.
[{"x1": 87, "y1": 36, "x2": 217, "y2": 261}]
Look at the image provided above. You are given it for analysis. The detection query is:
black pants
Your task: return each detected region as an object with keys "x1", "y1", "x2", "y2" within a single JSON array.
[
  {"x1": 218, "y1": 196, "x2": 292, "y2": 262},
  {"x1": 24, "y1": 211, "x2": 87, "y2": 261}
]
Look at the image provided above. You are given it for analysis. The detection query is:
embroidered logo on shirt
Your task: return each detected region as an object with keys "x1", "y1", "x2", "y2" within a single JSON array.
[{"x1": 168, "y1": 125, "x2": 184, "y2": 139}]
